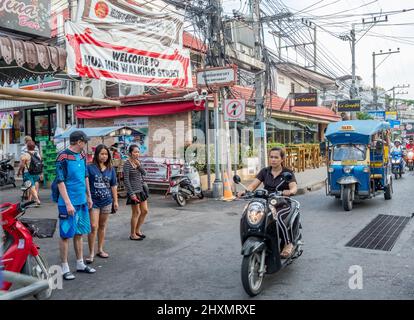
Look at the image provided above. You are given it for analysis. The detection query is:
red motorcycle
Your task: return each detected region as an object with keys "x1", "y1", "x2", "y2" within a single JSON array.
[{"x1": 1, "y1": 182, "x2": 54, "y2": 299}]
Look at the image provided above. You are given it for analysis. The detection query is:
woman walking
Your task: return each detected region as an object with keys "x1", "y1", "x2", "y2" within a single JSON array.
[
  {"x1": 123, "y1": 144, "x2": 149, "y2": 241},
  {"x1": 86, "y1": 145, "x2": 118, "y2": 263},
  {"x1": 17, "y1": 141, "x2": 41, "y2": 205}
]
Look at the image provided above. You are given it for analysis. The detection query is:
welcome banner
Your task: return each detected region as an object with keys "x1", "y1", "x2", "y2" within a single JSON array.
[{"x1": 65, "y1": 21, "x2": 192, "y2": 88}]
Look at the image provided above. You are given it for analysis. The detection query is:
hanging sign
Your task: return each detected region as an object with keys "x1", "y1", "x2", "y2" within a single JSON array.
[
  {"x1": 65, "y1": 21, "x2": 192, "y2": 88},
  {"x1": 337, "y1": 100, "x2": 361, "y2": 112},
  {"x1": 76, "y1": 0, "x2": 184, "y2": 47},
  {"x1": 293, "y1": 93, "x2": 318, "y2": 106}
]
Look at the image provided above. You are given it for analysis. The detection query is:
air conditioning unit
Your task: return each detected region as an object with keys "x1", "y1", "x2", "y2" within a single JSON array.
[
  {"x1": 119, "y1": 83, "x2": 144, "y2": 97},
  {"x1": 79, "y1": 78, "x2": 106, "y2": 99}
]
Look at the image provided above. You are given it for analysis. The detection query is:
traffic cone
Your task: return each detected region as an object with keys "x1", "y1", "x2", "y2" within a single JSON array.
[{"x1": 222, "y1": 171, "x2": 235, "y2": 201}]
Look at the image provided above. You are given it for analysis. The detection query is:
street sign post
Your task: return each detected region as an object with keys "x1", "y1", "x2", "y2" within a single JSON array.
[{"x1": 224, "y1": 99, "x2": 245, "y2": 122}]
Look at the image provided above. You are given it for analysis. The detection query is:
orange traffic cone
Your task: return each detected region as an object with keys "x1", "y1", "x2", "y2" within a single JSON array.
[{"x1": 222, "y1": 171, "x2": 235, "y2": 201}]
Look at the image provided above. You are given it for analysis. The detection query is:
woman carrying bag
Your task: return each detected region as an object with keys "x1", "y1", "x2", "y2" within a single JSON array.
[{"x1": 123, "y1": 144, "x2": 149, "y2": 241}]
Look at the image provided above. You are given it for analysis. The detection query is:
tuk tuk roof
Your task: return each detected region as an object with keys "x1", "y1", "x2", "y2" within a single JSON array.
[{"x1": 325, "y1": 120, "x2": 390, "y2": 145}]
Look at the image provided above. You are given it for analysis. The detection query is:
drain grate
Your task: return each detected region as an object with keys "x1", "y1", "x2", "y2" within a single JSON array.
[{"x1": 346, "y1": 214, "x2": 411, "y2": 251}]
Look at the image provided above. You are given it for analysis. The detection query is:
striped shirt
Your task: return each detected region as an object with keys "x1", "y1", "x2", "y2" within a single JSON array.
[{"x1": 123, "y1": 160, "x2": 146, "y2": 195}]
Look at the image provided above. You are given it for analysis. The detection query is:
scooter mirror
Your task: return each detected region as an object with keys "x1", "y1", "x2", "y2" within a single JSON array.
[
  {"x1": 233, "y1": 175, "x2": 241, "y2": 184},
  {"x1": 281, "y1": 172, "x2": 293, "y2": 182}
]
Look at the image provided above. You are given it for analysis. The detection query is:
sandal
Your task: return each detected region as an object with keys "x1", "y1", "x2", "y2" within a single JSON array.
[
  {"x1": 77, "y1": 266, "x2": 96, "y2": 273},
  {"x1": 136, "y1": 233, "x2": 146, "y2": 239},
  {"x1": 129, "y1": 236, "x2": 143, "y2": 241},
  {"x1": 96, "y1": 251, "x2": 109, "y2": 258},
  {"x1": 63, "y1": 271, "x2": 76, "y2": 280},
  {"x1": 280, "y1": 243, "x2": 294, "y2": 258},
  {"x1": 85, "y1": 257, "x2": 94, "y2": 264}
]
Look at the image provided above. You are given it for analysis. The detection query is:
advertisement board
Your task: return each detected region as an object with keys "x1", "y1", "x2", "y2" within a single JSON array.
[{"x1": 293, "y1": 93, "x2": 318, "y2": 107}]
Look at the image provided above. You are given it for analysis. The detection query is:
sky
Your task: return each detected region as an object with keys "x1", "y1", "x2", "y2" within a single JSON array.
[{"x1": 222, "y1": 0, "x2": 414, "y2": 100}]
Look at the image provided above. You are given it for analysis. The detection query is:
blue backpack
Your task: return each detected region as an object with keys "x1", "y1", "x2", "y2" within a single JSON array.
[{"x1": 51, "y1": 152, "x2": 68, "y2": 203}]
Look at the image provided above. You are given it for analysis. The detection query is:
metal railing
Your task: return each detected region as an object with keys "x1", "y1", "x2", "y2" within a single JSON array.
[{"x1": 0, "y1": 271, "x2": 49, "y2": 300}]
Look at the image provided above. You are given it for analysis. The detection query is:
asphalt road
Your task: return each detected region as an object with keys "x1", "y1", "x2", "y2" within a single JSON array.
[{"x1": 1, "y1": 172, "x2": 414, "y2": 300}]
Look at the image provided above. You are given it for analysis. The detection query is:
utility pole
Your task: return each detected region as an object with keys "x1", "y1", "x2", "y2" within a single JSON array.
[
  {"x1": 372, "y1": 48, "x2": 400, "y2": 110},
  {"x1": 251, "y1": 0, "x2": 267, "y2": 168},
  {"x1": 389, "y1": 84, "x2": 409, "y2": 110}
]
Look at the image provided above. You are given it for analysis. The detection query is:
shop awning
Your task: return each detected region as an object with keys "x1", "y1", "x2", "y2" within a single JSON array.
[
  {"x1": 76, "y1": 100, "x2": 205, "y2": 119},
  {"x1": 292, "y1": 106, "x2": 341, "y2": 122},
  {"x1": 55, "y1": 126, "x2": 143, "y2": 140},
  {"x1": 267, "y1": 118, "x2": 302, "y2": 131},
  {"x1": 0, "y1": 36, "x2": 66, "y2": 85}
]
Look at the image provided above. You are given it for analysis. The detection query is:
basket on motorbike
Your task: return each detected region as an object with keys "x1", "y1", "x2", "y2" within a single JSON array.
[{"x1": 19, "y1": 218, "x2": 57, "y2": 238}]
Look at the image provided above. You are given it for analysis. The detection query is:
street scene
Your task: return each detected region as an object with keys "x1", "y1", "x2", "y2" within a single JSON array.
[{"x1": 1, "y1": 0, "x2": 414, "y2": 302}]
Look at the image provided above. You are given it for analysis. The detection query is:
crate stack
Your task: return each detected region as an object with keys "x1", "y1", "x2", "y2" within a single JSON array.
[{"x1": 41, "y1": 140, "x2": 57, "y2": 185}]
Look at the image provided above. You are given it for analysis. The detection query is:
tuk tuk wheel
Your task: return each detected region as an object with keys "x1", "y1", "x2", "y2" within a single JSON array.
[{"x1": 342, "y1": 186, "x2": 353, "y2": 211}]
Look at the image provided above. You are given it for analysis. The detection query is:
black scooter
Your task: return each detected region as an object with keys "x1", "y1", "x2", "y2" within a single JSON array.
[
  {"x1": 234, "y1": 173, "x2": 303, "y2": 297},
  {"x1": 0, "y1": 158, "x2": 16, "y2": 188}
]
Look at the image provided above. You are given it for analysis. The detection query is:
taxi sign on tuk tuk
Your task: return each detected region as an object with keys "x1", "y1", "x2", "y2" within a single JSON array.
[{"x1": 340, "y1": 125, "x2": 355, "y2": 131}]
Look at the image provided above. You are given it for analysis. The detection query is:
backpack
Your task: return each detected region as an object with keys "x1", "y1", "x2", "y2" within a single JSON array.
[
  {"x1": 51, "y1": 152, "x2": 68, "y2": 203},
  {"x1": 27, "y1": 153, "x2": 43, "y2": 175}
]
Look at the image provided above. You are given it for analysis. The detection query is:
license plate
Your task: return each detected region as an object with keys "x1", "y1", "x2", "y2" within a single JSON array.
[{"x1": 170, "y1": 186, "x2": 178, "y2": 193}]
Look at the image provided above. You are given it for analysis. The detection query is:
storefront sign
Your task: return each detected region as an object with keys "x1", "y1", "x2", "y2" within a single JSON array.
[
  {"x1": 196, "y1": 65, "x2": 237, "y2": 88},
  {"x1": 140, "y1": 157, "x2": 183, "y2": 183},
  {"x1": 367, "y1": 111, "x2": 385, "y2": 121},
  {"x1": 65, "y1": 21, "x2": 192, "y2": 88},
  {"x1": 293, "y1": 93, "x2": 318, "y2": 107},
  {"x1": 19, "y1": 76, "x2": 65, "y2": 91},
  {"x1": 114, "y1": 117, "x2": 148, "y2": 128},
  {"x1": 77, "y1": 0, "x2": 184, "y2": 47},
  {"x1": 224, "y1": 99, "x2": 245, "y2": 122},
  {"x1": 385, "y1": 111, "x2": 398, "y2": 120},
  {"x1": 0, "y1": 112, "x2": 14, "y2": 129},
  {"x1": 387, "y1": 119, "x2": 400, "y2": 129},
  {"x1": 0, "y1": 0, "x2": 51, "y2": 37},
  {"x1": 337, "y1": 100, "x2": 361, "y2": 112}
]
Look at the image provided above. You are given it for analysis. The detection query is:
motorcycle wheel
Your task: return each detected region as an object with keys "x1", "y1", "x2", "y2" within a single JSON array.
[
  {"x1": 197, "y1": 191, "x2": 204, "y2": 199},
  {"x1": 342, "y1": 187, "x2": 353, "y2": 211},
  {"x1": 394, "y1": 172, "x2": 399, "y2": 180},
  {"x1": 241, "y1": 253, "x2": 264, "y2": 297},
  {"x1": 174, "y1": 193, "x2": 186, "y2": 207},
  {"x1": 22, "y1": 254, "x2": 52, "y2": 300}
]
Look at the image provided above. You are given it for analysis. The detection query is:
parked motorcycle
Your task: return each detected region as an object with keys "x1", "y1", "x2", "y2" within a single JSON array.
[
  {"x1": 0, "y1": 158, "x2": 16, "y2": 188},
  {"x1": 234, "y1": 173, "x2": 303, "y2": 297},
  {"x1": 405, "y1": 149, "x2": 414, "y2": 171},
  {"x1": 391, "y1": 151, "x2": 405, "y2": 179},
  {"x1": 169, "y1": 161, "x2": 203, "y2": 207},
  {"x1": 1, "y1": 181, "x2": 54, "y2": 299}
]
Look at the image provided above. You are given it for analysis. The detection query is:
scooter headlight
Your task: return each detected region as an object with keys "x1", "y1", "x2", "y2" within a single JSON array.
[{"x1": 246, "y1": 202, "x2": 265, "y2": 226}]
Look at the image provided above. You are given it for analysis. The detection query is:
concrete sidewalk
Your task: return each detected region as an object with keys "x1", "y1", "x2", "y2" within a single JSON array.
[{"x1": 239, "y1": 166, "x2": 327, "y2": 195}]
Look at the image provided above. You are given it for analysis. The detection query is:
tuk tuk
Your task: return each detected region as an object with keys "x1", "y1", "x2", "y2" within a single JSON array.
[{"x1": 325, "y1": 120, "x2": 392, "y2": 211}]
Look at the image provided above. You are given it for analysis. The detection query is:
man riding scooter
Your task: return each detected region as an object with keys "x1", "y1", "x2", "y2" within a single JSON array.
[{"x1": 391, "y1": 139, "x2": 405, "y2": 178}]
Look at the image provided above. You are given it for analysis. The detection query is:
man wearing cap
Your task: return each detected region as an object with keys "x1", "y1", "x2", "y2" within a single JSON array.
[{"x1": 55, "y1": 130, "x2": 95, "y2": 280}]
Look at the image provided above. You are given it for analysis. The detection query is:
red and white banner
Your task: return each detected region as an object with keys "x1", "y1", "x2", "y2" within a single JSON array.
[
  {"x1": 76, "y1": 0, "x2": 184, "y2": 47},
  {"x1": 65, "y1": 21, "x2": 193, "y2": 88}
]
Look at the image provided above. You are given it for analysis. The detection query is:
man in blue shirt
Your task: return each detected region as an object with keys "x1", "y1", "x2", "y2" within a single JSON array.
[{"x1": 56, "y1": 131, "x2": 95, "y2": 280}]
